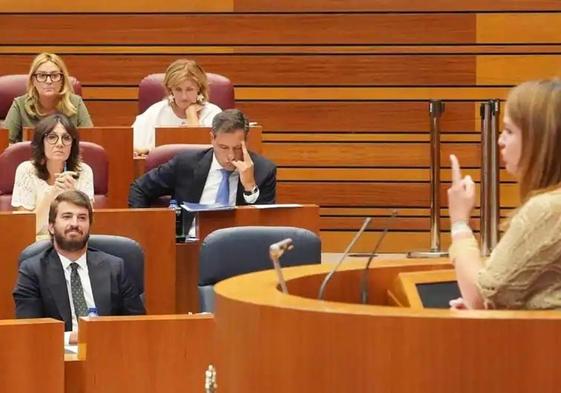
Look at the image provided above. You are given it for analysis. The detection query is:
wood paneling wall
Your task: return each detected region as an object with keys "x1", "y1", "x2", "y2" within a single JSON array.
[{"x1": 1, "y1": 2, "x2": 560, "y2": 251}]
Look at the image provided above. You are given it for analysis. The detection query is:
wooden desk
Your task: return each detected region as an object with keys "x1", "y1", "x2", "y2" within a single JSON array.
[
  {"x1": 215, "y1": 260, "x2": 561, "y2": 392},
  {"x1": 0, "y1": 212, "x2": 36, "y2": 319},
  {"x1": 90, "y1": 209, "x2": 176, "y2": 314},
  {"x1": 0, "y1": 318, "x2": 64, "y2": 393},
  {"x1": 23, "y1": 127, "x2": 134, "y2": 208},
  {"x1": 176, "y1": 204, "x2": 319, "y2": 312},
  {"x1": 0, "y1": 209, "x2": 176, "y2": 317},
  {"x1": 156, "y1": 125, "x2": 263, "y2": 153},
  {"x1": 66, "y1": 314, "x2": 215, "y2": 393},
  {"x1": 0, "y1": 128, "x2": 8, "y2": 153}
]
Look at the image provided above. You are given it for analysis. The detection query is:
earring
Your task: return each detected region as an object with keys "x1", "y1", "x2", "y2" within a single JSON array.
[{"x1": 197, "y1": 94, "x2": 204, "y2": 104}]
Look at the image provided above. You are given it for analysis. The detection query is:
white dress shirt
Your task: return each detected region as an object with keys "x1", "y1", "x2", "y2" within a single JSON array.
[
  {"x1": 187, "y1": 153, "x2": 259, "y2": 238},
  {"x1": 58, "y1": 251, "x2": 96, "y2": 344}
]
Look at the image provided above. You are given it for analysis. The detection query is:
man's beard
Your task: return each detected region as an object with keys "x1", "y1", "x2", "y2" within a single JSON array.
[{"x1": 54, "y1": 228, "x2": 89, "y2": 252}]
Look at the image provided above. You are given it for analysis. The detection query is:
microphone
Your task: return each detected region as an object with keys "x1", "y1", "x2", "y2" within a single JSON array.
[
  {"x1": 359, "y1": 209, "x2": 398, "y2": 304},
  {"x1": 270, "y1": 238, "x2": 294, "y2": 257},
  {"x1": 318, "y1": 217, "x2": 372, "y2": 300},
  {"x1": 269, "y1": 238, "x2": 294, "y2": 294}
]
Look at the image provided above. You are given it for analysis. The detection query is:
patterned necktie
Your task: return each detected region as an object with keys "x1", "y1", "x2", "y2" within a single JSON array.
[
  {"x1": 70, "y1": 262, "x2": 88, "y2": 317},
  {"x1": 215, "y1": 169, "x2": 233, "y2": 205}
]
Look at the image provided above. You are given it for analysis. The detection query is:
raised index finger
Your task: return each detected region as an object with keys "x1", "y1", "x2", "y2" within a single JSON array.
[
  {"x1": 449, "y1": 154, "x2": 463, "y2": 185},
  {"x1": 241, "y1": 140, "x2": 250, "y2": 161}
]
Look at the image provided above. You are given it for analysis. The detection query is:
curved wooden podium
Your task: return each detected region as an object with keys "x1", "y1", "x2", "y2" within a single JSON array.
[{"x1": 215, "y1": 259, "x2": 561, "y2": 393}]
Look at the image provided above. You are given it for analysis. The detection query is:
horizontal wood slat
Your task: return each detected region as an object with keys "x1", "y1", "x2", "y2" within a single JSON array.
[
  {"x1": 320, "y1": 231, "x2": 447, "y2": 253},
  {"x1": 0, "y1": 0, "x2": 232, "y2": 12},
  {"x1": 278, "y1": 168, "x2": 515, "y2": 182},
  {"x1": 0, "y1": 54, "x2": 476, "y2": 86},
  {"x1": 320, "y1": 216, "x2": 482, "y2": 231},
  {"x1": 277, "y1": 183, "x2": 520, "y2": 207},
  {"x1": 4, "y1": 45, "x2": 561, "y2": 55},
  {"x1": 235, "y1": 1, "x2": 561, "y2": 12},
  {"x1": 0, "y1": 14, "x2": 475, "y2": 45},
  {"x1": 265, "y1": 142, "x2": 482, "y2": 167},
  {"x1": 237, "y1": 102, "x2": 477, "y2": 132},
  {"x1": 77, "y1": 87, "x2": 511, "y2": 101}
]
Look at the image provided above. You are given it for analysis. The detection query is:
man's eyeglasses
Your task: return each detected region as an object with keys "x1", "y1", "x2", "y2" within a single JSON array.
[
  {"x1": 33, "y1": 72, "x2": 63, "y2": 83},
  {"x1": 45, "y1": 133, "x2": 73, "y2": 146}
]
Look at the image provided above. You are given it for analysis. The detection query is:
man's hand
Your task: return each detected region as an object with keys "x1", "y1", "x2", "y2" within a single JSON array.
[
  {"x1": 231, "y1": 141, "x2": 256, "y2": 191},
  {"x1": 447, "y1": 154, "x2": 476, "y2": 224}
]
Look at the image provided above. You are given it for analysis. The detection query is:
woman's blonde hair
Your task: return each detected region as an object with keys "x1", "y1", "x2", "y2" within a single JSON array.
[
  {"x1": 163, "y1": 59, "x2": 209, "y2": 103},
  {"x1": 25, "y1": 52, "x2": 77, "y2": 118},
  {"x1": 506, "y1": 79, "x2": 561, "y2": 201}
]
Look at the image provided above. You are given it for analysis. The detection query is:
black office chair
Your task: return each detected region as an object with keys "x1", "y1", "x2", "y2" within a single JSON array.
[
  {"x1": 19, "y1": 235, "x2": 145, "y2": 298},
  {"x1": 198, "y1": 226, "x2": 321, "y2": 312}
]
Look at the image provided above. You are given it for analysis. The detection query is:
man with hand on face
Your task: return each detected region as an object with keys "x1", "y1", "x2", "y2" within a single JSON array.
[
  {"x1": 13, "y1": 190, "x2": 145, "y2": 344},
  {"x1": 128, "y1": 109, "x2": 277, "y2": 234}
]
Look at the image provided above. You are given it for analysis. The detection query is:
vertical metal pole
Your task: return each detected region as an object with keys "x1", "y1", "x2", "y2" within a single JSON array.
[
  {"x1": 408, "y1": 100, "x2": 448, "y2": 258},
  {"x1": 480, "y1": 102, "x2": 492, "y2": 255},
  {"x1": 481, "y1": 100, "x2": 501, "y2": 256},
  {"x1": 489, "y1": 100, "x2": 501, "y2": 249}
]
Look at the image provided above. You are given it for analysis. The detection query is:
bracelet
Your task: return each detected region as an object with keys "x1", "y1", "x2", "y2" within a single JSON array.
[{"x1": 451, "y1": 220, "x2": 473, "y2": 238}]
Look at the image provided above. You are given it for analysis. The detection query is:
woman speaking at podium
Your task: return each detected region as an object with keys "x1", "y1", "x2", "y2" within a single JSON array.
[{"x1": 448, "y1": 79, "x2": 561, "y2": 310}]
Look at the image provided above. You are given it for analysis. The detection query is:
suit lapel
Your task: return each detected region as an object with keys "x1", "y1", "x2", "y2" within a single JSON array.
[
  {"x1": 190, "y1": 149, "x2": 213, "y2": 203},
  {"x1": 44, "y1": 250, "x2": 72, "y2": 329},
  {"x1": 87, "y1": 250, "x2": 112, "y2": 316}
]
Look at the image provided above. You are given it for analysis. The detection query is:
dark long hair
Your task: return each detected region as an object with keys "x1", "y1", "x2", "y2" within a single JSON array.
[{"x1": 31, "y1": 113, "x2": 81, "y2": 181}]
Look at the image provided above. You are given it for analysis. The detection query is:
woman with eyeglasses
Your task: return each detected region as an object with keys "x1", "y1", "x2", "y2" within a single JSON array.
[
  {"x1": 12, "y1": 114, "x2": 94, "y2": 237},
  {"x1": 4, "y1": 52, "x2": 93, "y2": 144}
]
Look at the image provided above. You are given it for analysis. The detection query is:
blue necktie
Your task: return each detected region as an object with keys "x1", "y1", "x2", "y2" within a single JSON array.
[{"x1": 215, "y1": 169, "x2": 232, "y2": 205}]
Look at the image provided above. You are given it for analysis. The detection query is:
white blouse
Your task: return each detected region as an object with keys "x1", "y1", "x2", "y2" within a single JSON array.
[
  {"x1": 132, "y1": 99, "x2": 222, "y2": 151},
  {"x1": 11, "y1": 160, "x2": 95, "y2": 210}
]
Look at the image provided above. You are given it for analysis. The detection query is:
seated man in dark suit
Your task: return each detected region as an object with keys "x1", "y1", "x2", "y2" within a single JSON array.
[
  {"x1": 13, "y1": 190, "x2": 145, "y2": 344},
  {"x1": 128, "y1": 109, "x2": 277, "y2": 234}
]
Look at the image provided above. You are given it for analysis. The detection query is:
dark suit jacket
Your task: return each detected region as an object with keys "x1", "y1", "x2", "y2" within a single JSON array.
[
  {"x1": 128, "y1": 147, "x2": 277, "y2": 227},
  {"x1": 13, "y1": 246, "x2": 146, "y2": 331}
]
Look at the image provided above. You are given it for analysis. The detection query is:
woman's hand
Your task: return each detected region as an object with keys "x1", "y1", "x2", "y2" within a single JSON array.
[
  {"x1": 185, "y1": 103, "x2": 203, "y2": 126},
  {"x1": 449, "y1": 297, "x2": 468, "y2": 310},
  {"x1": 54, "y1": 171, "x2": 78, "y2": 191},
  {"x1": 447, "y1": 154, "x2": 476, "y2": 224}
]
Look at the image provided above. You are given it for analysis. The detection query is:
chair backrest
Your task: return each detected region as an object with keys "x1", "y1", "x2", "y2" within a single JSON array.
[
  {"x1": 143, "y1": 143, "x2": 210, "y2": 207},
  {"x1": 19, "y1": 234, "x2": 144, "y2": 294},
  {"x1": 137, "y1": 72, "x2": 235, "y2": 115},
  {"x1": 0, "y1": 74, "x2": 83, "y2": 119},
  {"x1": 198, "y1": 226, "x2": 322, "y2": 312},
  {"x1": 144, "y1": 143, "x2": 210, "y2": 172},
  {"x1": 80, "y1": 141, "x2": 109, "y2": 201},
  {"x1": 0, "y1": 141, "x2": 109, "y2": 210}
]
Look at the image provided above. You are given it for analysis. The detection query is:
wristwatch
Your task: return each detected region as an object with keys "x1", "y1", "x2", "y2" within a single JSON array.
[{"x1": 243, "y1": 185, "x2": 259, "y2": 196}]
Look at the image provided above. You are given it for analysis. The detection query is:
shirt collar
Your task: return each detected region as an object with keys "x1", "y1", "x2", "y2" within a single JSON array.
[{"x1": 58, "y1": 250, "x2": 88, "y2": 271}]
